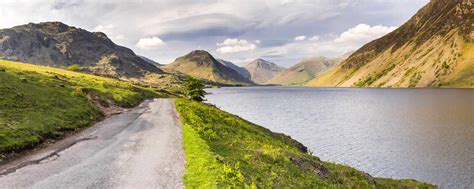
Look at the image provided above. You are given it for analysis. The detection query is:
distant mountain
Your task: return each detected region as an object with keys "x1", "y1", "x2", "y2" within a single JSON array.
[
  {"x1": 139, "y1": 55, "x2": 162, "y2": 67},
  {"x1": 267, "y1": 57, "x2": 341, "y2": 86},
  {"x1": 165, "y1": 50, "x2": 253, "y2": 85},
  {"x1": 217, "y1": 59, "x2": 251, "y2": 79},
  {"x1": 307, "y1": 0, "x2": 473, "y2": 88},
  {"x1": 0, "y1": 22, "x2": 162, "y2": 78},
  {"x1": 244, "y1": 59, "x2": 286, "y2": 84}
]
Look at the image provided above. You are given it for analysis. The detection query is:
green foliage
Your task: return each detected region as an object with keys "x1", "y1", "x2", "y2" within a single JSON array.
[
  {"x1": 184, "y1": 77, "x2": 205, "y2": 102},
  {"x1": 0, "y1": 60, "x2": 165, "y2": 154},
  {"x1": 174, "y1": 99, "x2": 436, "y2": 188},
  {"x1": 66, "y1": 64, "x2": 83, "y2": 72}
]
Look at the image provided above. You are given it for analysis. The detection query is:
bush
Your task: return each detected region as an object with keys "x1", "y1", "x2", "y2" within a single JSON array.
[
  {"x1": 184, "y1": 77, "x2": 205, "y2": 102},
  {"x1": 66, "y1": 64, "x2": 83, "y2": 72}
]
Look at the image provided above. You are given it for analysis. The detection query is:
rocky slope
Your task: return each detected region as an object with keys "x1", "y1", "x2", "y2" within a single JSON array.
[
  {"x1": 244, "y1": 59, "x2": 286, "y2": 84},
  {"x1": 0, "y1": 22, "x2": 162, "y2": 78},
  {"x1": 165, "y1": 50, "x2": 253, "y2": 85},
  {"x1": 307, "y1": 0, "x2": 473, "y2": 88},
  {"x1": 267, "y1": 57, "x2": 342, "y2": 86}
]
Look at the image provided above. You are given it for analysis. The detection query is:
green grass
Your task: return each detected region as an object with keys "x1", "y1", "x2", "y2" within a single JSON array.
[
  {"x1": 175, "y1": 99, "x2": 436, "y2": 188},
  {"x1": 0, "y1": 60, "x2": 167, "y2": 154}
]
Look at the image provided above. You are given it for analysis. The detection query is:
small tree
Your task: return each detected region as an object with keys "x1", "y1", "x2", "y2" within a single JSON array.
[{"x1": 184, "y1": 77, "x2": 205, "y2": 102}]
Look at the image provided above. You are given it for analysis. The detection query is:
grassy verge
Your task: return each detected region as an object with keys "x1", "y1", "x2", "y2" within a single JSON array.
[
  {"x1": 174, "y1": 99, "x2": 436, "y2": 188},
  {"x1": 0, "y1": 60, "x2": 166, "y2": 156}
]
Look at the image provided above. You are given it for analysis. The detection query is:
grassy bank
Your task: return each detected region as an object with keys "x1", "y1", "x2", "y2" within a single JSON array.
[
  {"x1": 174, "y1": 99, "x2": 436, "y2": 188},
  {"x1": 0, "y1": 60, "x2": 166, "y2": 155}
]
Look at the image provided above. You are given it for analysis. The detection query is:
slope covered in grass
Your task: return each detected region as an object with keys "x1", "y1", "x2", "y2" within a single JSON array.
[
  {"x1": 0, "y1": 60, "x2": 165, "y2": 155},
  {"x1": 307, "y1": 0, "x2": 473, "y2": 88},
  {"x1": 174, "y1": 99, "x2": 436, "y2": 188}
]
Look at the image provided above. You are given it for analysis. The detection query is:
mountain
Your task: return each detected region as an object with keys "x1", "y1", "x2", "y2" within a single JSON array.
[
  {"x1": 164, "y1": 50, "x2": 253, "y2": 85},
  {"x1": 139, "y1": 55, "x2": 162, "y2": 67},
  {"x1": 244, "y1": 59, "x2": 286, "y2": 84},
  {"x1": 267, "y1": 57, "x2": 341, "y2": 86},
  {"x1": 0, "y1": 22, "x2": 162, "y2": 78},
  {"x1": 217, "y1": 59, "x2": 251, "y2": 79},
  {"x1": 307, "y1": 0, "x2": 473, "y2": 88}
]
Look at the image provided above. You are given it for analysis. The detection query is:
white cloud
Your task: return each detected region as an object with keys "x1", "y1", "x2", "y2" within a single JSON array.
[
  {"x1": 216, "y1": 38, "x2": 257, "y2": 54},
  {"x1": 114, "y1": 34, "x2": 125, "y2": 40},
  {"x1": 309, "y1": 35, "x2": 320, "y2": 41},
  {"x1": 294, "y1": 36, "x2": 306, "y2": 41},
  {"x1": 136, "y1": 36, "x2": 166, "y2": 50},
  {"x1": 334, "y1": 24, "x2": 397, "y2": 45},
  {"x1": 93, "y1": 24, "x2": 115, "y2": 33}
]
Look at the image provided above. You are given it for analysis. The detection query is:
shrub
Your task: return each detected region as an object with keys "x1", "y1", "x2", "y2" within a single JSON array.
[{"x1": 66, "y1": 64, "x2": 83, "y2": 72}]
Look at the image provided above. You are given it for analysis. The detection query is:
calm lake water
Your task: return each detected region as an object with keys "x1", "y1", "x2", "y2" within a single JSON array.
[{"x1": 205, "y1": 87, "x2": 474, "y2": 188}]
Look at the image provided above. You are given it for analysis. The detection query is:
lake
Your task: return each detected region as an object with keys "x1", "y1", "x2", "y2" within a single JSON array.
[{"x1": 205, "y1": 87, "x2": 474, "y2": 188}]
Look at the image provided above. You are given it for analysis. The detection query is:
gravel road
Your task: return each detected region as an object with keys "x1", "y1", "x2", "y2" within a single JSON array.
[{"x1": 0, "y1": 99, "x2": 185, "y2": 189}]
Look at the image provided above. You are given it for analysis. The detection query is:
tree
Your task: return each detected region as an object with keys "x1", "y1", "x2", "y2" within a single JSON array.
[{"x1": 184, "y1": 77, "x2": 205, "y2": 102}]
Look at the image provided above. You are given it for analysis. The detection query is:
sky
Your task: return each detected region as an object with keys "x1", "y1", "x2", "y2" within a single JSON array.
[{"x1": 0, "y1": 0, "x2": 429, "y2": 67}]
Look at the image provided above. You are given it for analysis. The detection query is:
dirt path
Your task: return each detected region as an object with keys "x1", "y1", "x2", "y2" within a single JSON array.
[{"x1": 0, "y1": 99, "x2": 185, "y2": 189}]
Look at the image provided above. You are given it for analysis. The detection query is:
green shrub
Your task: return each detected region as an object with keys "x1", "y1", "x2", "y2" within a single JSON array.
[{"x1": 66, "y1": 64, "x2": 83, "y2": 72}]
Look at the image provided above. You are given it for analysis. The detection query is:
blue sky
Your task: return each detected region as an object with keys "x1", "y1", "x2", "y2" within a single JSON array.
[{"x1": 0, "y1": 0, "x2": 429, "y2": 67}]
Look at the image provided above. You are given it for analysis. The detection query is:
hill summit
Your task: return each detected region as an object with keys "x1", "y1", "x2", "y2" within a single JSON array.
[{"x1": 165, "y1": 50, "x2": 253, "y2": 85}]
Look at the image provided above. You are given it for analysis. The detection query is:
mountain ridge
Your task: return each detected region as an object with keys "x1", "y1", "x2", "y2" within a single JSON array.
[
  {"x1": 267, "y1": 56, "x2": 342, "y2": 86},
  {"x1": 244, "y1": 58, "x2": 286, "y2": 84},
  {"x1": 0, "y1": 22, "x2": 163, "y2": 78},
  {"x1": 307, "y1": 0, "x2": 473, "y2": 88}
]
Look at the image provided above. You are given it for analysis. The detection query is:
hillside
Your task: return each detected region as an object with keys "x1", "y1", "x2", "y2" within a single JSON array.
[
  {"x1": 244, "y1": 59, "x2": 286, "y2": 84},
  {"x1": 175, "y1": 99, "x2": 435, "y2": 188},
  {"x1": 267, "y1": 57, "x2": 341, "y2": 86},
  {"x1": 217, "y1": 59, "x2": 251, "y2": 79},
  {"x1": 307, "y1": 0, "x2": 473, "y2": 88},
  {"x1": 165, "y1": 50, "x2": 253, "y2": 85},
  {"x1": 0, "y1": 60, "x2": 168, "y2": 158},
  {"x1": 0, "y1": 22, "x2": 162, "y2": 78}
]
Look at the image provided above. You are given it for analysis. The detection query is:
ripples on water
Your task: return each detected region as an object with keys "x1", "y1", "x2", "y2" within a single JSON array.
[{"x1": 205, "y1": 87, "x2": 474, "y2": 189}]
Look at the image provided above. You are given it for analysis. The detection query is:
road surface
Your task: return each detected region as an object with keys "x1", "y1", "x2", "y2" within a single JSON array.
[{"x1": 0, "y1": 99, "x2": 185, "y2": 189}]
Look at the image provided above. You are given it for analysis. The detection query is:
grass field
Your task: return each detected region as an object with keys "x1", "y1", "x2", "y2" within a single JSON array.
[
  {"x1": 174, "y1": 99, "x2": 436, "y2": 188},
  {"x1": 0, "y1": 60, "x2": 167, "y2": 155}
]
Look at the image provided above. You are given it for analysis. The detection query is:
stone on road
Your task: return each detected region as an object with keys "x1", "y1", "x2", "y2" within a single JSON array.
[{"x1": 0, "y1": 99, "x2": 185, "y2": 189}]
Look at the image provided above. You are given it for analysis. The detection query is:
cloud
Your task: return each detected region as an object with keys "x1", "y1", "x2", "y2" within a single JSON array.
[
  {"x1": 309, "y1": 35, "x2": 320, "y2": 41},
  {"x1": 334, "y1": 24, "x2": 397, "y2": 45},
  {"x1": 294, "y1": 36, "x2": 306, "y2": 41},
  {"x1": 216, "y1": 38, "x2": 257, "y2": 54},
  {"x1": 93, "y1": 24, "x2": 115, "y2": 33},
  {"x1": 136, "y1": 37, "x2": 166, "y2": 50}
]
